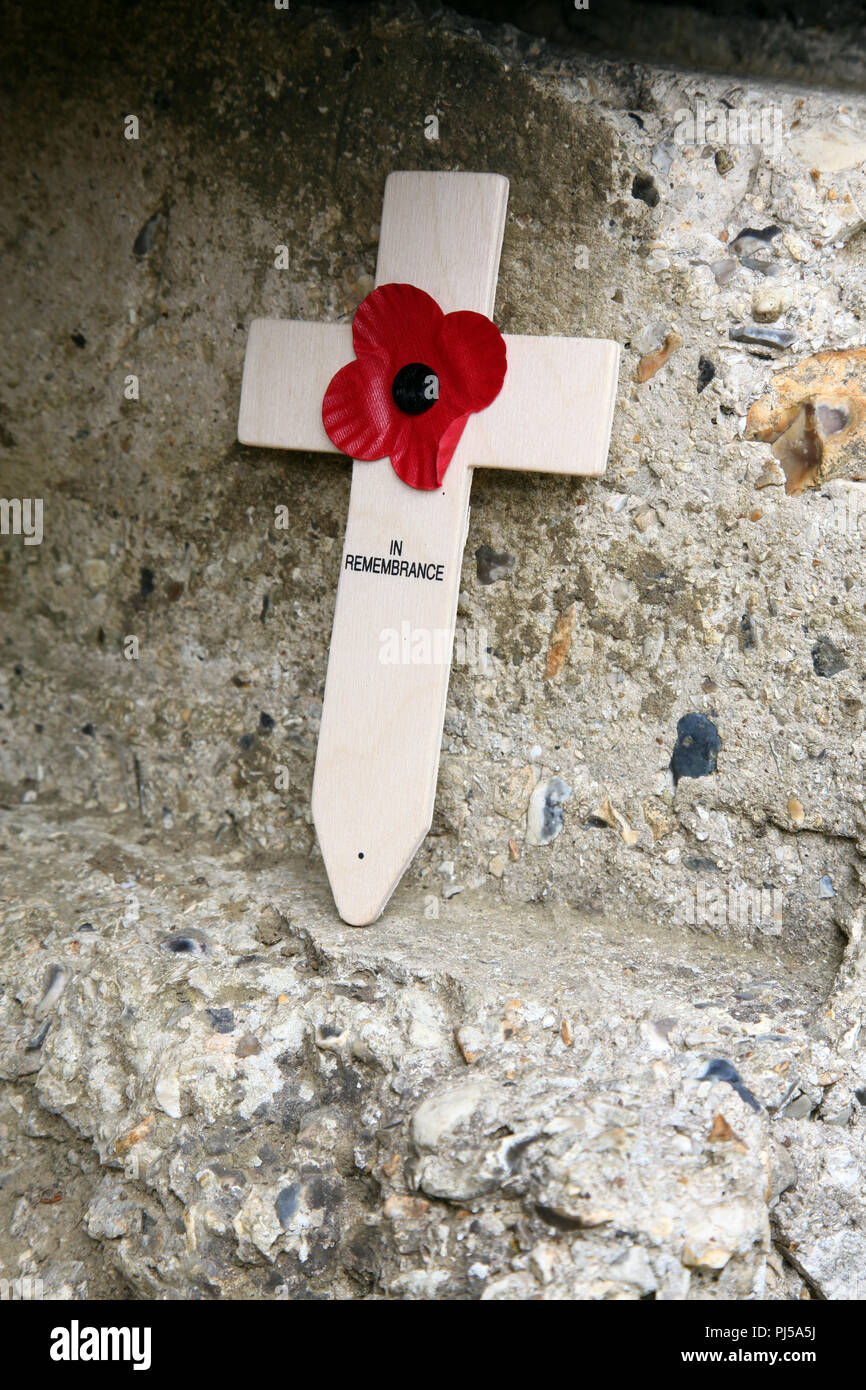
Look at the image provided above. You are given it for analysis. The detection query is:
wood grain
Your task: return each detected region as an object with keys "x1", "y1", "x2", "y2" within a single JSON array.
[
  {"x1": 238, "y1": 319, "x2": 350, "y2": 452},
  {"x1": 464, "y1": 335, "x2": 620, "y2": 475}
]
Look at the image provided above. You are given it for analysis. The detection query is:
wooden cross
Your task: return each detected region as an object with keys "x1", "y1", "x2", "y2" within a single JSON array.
[{"x1": 238, "y1": 172, "x2": 620, "y2": 926}]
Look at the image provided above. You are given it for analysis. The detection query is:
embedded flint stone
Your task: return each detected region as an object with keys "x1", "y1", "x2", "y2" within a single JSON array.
[
  {"x1": 526, "y1": 776, "x2": 572, "y2": 845},
  {"x1": 746, "y1": 348, "x2": 866, "y2": 493}
]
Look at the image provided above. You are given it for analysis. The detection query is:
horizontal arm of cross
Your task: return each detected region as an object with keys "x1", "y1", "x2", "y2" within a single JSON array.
[{"x1": 238, "y1": 318, "x2": 620, "y2": 476}]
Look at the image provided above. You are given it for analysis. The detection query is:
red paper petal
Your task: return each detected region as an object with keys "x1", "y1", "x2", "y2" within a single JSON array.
[
  {"x1": 389, "y1": 437, "x2": 439, "y2": 491},
  {"x1": 436, "y1": 310, "x2": 507, "y2": 415},
  {"x1": 322, "y1": 356, "x2": 399, "y2": 460},
  {"x1": 436, "y1": 413, "x2": 470, "y2": 485},
  {"x1": 322, "y1": 283, "x2": 507, "y2": 490},
  {"x1": 386, "y1": 407, "x2": 447, "y2": 489},
  {"x1": 353, "y1": 283, "x2": 443, "y2": 369}
]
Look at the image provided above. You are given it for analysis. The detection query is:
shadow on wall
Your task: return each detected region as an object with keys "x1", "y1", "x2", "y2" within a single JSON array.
[{"x1": 363, "y1": 0, "x2": 866, "y2": 90}]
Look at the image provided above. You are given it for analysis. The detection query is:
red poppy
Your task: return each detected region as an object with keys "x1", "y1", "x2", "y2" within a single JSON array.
[{"x1": 322, "y1": 282, "x2": 507, "y2": 490}]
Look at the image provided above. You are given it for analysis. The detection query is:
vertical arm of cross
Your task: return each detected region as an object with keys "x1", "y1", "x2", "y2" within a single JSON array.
[{"x1": 310, "y1": 172, "x2": 508, "y2": 925}]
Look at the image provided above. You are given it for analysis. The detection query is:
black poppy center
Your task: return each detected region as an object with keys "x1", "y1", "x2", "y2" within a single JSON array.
[{"x1": 392, "y1": 362, "x2": 439, "y2": 415}]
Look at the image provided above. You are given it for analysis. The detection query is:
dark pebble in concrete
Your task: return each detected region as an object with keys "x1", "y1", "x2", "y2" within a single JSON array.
[
  {"x1": 475, "y1": 544, "x2": 515, "y2": 584},
  {"x1": 730, "y1": 323, "x2": 796, "y2": 349},
  {"x1": 740, "y1": 613, "x2": 757, "y2": 649},
  {"x1": 205, "y1": 1007, "x2": 235, "y2": 1034},
  {"x1": 670, "y1": 713, "x2": 721, "y2": 784},
  {"x1": 729, "y1": 225, "x2": 780, "y2": 257},
  {"x1": 683, "y1": 856, "x2": 719, "y2": 873},
  {"x1": 161, "y1": 932, "x2": 208, "y2": 958},
  {"x1": 631, "y1": 172, "x2": 659, "y2": 207},
  {"x1": 133, "y1": 211, "x2": 162, "y2": 258},
  {"x1": 275, "y1": 1183, "x2": 301, "y2": 1228},
  {"x1": 701, "y1": 1058, "x2": 762, "y2": 1112},
  {"x1": 811, "y1": 636, "x2": 848, "y2": 677},
  {"x1": 697, "y1": 356, "x2": 716, "y2": 392}
]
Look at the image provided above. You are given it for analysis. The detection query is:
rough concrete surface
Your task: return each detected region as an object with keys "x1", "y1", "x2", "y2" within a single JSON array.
[{"x1": 0, "y1": 1, "x2": 865, "y2": 1299}]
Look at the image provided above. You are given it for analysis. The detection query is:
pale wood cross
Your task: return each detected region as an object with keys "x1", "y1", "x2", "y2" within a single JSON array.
[{"x1": 238, "y1": 172, "x2": 620, "y2": 925}]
